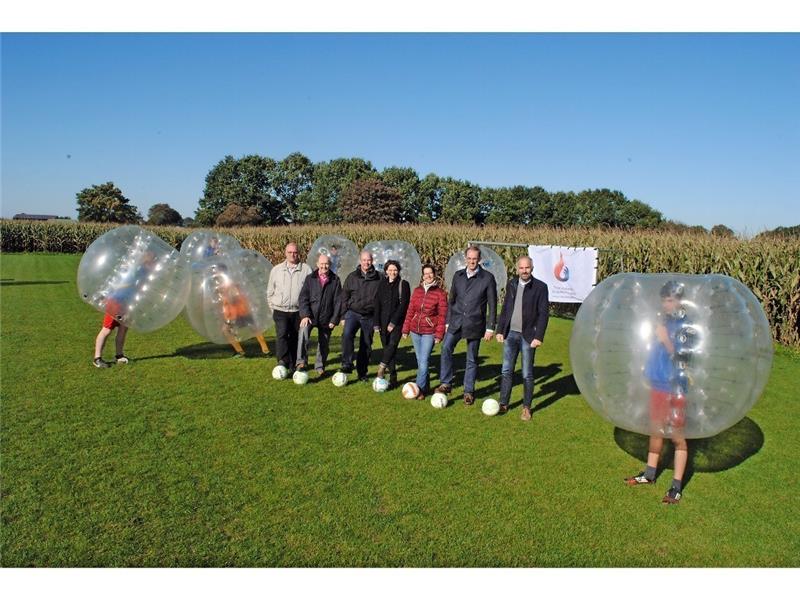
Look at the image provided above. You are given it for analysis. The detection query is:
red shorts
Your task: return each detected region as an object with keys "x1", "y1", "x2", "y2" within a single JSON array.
[
  {"x1": 650, "y1": 389, "x2": 686, "y2": 430},
  {"x1": 102, "y1": 313, "x2": 120, "y2": 330},
  {"x1": 103, "y1": 297, "x2": 124, "y2": 330}
]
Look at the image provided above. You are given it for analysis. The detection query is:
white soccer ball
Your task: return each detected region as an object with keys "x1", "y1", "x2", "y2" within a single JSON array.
[
  {"x1": 372, "y1": 377, "x2": 389, "y2": 393},
  {"x1": 332, "y1": 371, "x2": 348, "y2": 387},
  {"x1": 293, "y1": 370, "x2": 309, "y2": 385},
  {"x1": 482, "y1": 398, "x2": 500, "y2": 416},
  {"x1": 402, "y1": 382, "x2": 420, "y2": 399},
  {"x1": 430, "y1": 392, "x2": 448, "y2": 409},
  {"x1": 272, "y1": 365, "x2": 289, "y2": 380}
]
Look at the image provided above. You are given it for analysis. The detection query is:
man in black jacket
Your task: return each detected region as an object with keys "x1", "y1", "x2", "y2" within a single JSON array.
[
  {"x1": 495, "y1": 256, "x2": 549, "y2": 420},
  {"x1": 340, "y1": 251, "x2": 382, "y2": 380},
  {"x1": 296, "y1": 254, "x2": 342, "y2": 376},
  {"x1": 436, "y1": 246, "x2": 497, "y2": 405}
]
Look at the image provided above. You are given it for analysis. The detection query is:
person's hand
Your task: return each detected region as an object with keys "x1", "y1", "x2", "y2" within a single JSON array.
[
  {"x1": 339, "y1": 320, "x2": 345, "y2": 327},
  {"x1": 300, "y1": 317, "x2": 311, "y2": 328},
  {"x1": 496, "y1": 334, "x2": 504, "y2": 343},
  {"x1": 373, "y1": 326, "x2": 381, "y2": 333},
  {"x1": 328, "y1": 322, "x2": 335, "y2": 329},
  {"x1": 387, "y1": 324, "x2": 395, "y2": 333},
  {"x1": 402, "y1": 333, "x2": 408, "y2": 339},
  {"x1": 531, "y1": 339, "x2": 542, "y2": 348},
  {"x1": 434, "y1": 338, "x2": 441, "y2": 345},
  {"x1": 483, "y1": 331, "x2": 493, "y2": 342},
  {"x1": 655, "y1": 324, "x2": 674, "y2": 353}
]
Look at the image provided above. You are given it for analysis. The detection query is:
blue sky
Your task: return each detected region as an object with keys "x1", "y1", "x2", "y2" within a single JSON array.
[{"x1": 1, "y1": 33, "x2": 798, "y2": 234}]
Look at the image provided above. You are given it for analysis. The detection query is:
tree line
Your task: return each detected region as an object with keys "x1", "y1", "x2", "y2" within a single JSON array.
[{"x1": 73, "y1": 152, "x2": 791, "y2": 236}]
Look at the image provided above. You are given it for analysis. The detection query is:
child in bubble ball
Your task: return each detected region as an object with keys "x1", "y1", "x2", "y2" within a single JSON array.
[{"x1": 625, "y1": 281, "x2": 694, "y2": 504}]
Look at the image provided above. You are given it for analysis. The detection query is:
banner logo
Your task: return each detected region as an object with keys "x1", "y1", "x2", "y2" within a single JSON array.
[{"x1": 553, "y1": 252, "x2": 570, "y2": 282}]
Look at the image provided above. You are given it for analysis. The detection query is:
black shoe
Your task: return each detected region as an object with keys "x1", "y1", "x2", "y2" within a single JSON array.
[
  {"x1": 341, "y1": 366, "x2": 353, "y2": 374},
  {"x1": 232, "y1": 352, "x2": 246, "y2": 359},
  {"x1": 93, "y1": 357, "x2": 112, "y2": 368},
  {"x1": 358, "y1": 375, "x2": 370, "y2": 383},
  {"x1": 115, "y1": 354, "x2": 130, "y2": 364},
  {"x1": 463, "y1": 393, "x2": 475, "y2": 406},
  {"x1": 498, "y1": 404, "x2": 509, "y2": 415},
  {"x1": 663, "y1": 486, "x2": 682, "y2": 504}
]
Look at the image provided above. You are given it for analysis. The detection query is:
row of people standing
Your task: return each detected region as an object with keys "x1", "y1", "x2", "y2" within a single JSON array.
[{"x1": 266, "y1": 242, "x2": 549, "y2": 420}]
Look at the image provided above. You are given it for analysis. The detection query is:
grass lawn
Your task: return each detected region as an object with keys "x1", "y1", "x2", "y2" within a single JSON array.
[{"x1": 1, "y1": 253, "x2": 798, "y2": 567}]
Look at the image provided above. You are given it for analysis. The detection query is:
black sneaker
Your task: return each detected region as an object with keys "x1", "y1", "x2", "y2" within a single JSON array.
[
  {"x1": 232, "y1": 352, "x2": 246, "y2": 359},
  {"x1": 115, "y1": 354, "x2": 130, "y2": 364},
  {"x1": 663, "y1": 486, "x2": 682, "y2": 504},
  {"x1": 93, "y1": 357, "x2": 112, "y2": 368},
  {"x1": 341, "y1": 366, "x2": 353, "y2": 374},
  {"x1": 624, "y1": 471, "x2": 655, "y2": 486}
]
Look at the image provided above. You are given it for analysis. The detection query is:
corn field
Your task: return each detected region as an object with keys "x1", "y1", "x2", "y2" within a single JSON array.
[{"x1": 2, "y1": 219, "x2": 799, "y2": 347}]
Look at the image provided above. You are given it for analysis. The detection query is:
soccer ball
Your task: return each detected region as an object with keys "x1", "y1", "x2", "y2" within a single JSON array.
[
  {"x1": 272, "y1": 365, "x2": 289, "y2": 380},
  {"x1": 402, "y1": 382, "x2": 420, "y2": 399},
  {"x1": 372, "y1": 377, "x2": 389, "y2": 393},
  {"x1": 293, "y1": 370, "x2": 309, "y2": 385},
  {"x1": 430, "y1": 392, "x2": 448, "y2": 409},
  {"x1": 482, "y1": 398, "x2": 500, "y2": 416},
  {"x1": 332, "y1": 371, "x2": 348, "y2": 387}
]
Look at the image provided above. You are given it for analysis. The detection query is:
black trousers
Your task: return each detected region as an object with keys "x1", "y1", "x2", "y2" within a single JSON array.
[
  {"x1": 379, "y1": 327, "x2": 403, "y2": 375},
  {"x1": 273, "y1": 310, "x2": 300, "y2": 368}
]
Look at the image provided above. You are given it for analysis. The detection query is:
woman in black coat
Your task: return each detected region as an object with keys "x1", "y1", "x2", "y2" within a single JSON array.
[{"x1": 373, "y1": 260, "x2": 411, "y2": 387}]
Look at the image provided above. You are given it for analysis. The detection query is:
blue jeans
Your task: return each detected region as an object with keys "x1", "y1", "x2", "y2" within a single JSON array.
[
  {"x1": 439, "y1": 330, "x2": 481, "y2": 394},
  {"x1": 499, "y1": 330, "x2": 536, "y2": 408},
  {"x1": 410, "y1": 332, "x2": 435, "y2": 393},
  {"x1": 341, "y1": 310, "x2": 375, "y2": 378}
]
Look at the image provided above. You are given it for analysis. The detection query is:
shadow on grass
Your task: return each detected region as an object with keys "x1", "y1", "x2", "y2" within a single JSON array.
[
  {"x1": 0, "y1": 279, "x2": 69, "y2": 286},
  {"x1": 614, "y1": 417, "x2": 765, "y2": 487}
]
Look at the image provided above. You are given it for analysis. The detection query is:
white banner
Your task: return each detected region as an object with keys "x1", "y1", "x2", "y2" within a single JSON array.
[{"x1": 528, "y1": 245, "x2": 598, "y2": 303}]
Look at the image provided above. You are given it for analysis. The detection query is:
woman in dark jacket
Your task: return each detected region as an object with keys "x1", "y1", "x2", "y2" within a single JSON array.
[
  {"x1": 401, "y1": 264, "x2": 448, "y2": 399},
  {"x1": 373, "y1": 260, "x2": 411, "y2": 387}
]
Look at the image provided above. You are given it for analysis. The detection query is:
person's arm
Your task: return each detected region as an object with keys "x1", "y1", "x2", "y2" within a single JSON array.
[
  {"x1": 484, "y1": 274, "x2": 498, "y2": 341},
  {"x1": 330, "y1": 278, "x2": 343, "y2": 328},
  {"x1": 435, "y1": 288, "x2": 448, "y2": 342},
  {"x1": 402, "y1": 288, "x2": 417, "y2": 336},
  {"x1": 373, "y1": 281, "x2": 384, "y2": 331},
  {"x1": 531, "y1": 282, "x2": 550, "y2": 347},
  {"x1": 298, "y1": 278, "x2": 312, "y2": 323},
  {"x1": 495, "y1": 280, "x2": 513, "y2": 342},
  {"x1": 266, "y1": 268, "x2": 277, "y2": 311},
  {"x1": 389, "y1": 281, "x2": 411, "y2": 331}
]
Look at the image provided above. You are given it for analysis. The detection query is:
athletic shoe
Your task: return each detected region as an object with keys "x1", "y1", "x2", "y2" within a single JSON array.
[
  {"x1": 115, "y1": 355, "x2": 130, "y2": 364},
  {"x1": 341, "y1": 366, "x2": 353, "y2": 374},
  {"x1": 624, "y1": 471, "x2": 655, "y2": 486},
  {"x1": 435, "y1": 384, "x2": 452, "y2": 394},
  {"x1": 232, "y1": 352, "x2": 246, "y2": 359},
  {"x1": 498, "y1": 404, "x2": 509, "y2": 415},
  {"x1": 93, "y1": 357, "x2": 112, "y2": 368},
  {"x1": 463, "y1": 393, "x2": 475, "y2": 406},
  {"x1": 663, "y1": 487, "x2": 682, "y2": 504},
  {"x1": 521, "y1": 406, "x2": 532, "y2": 421}
]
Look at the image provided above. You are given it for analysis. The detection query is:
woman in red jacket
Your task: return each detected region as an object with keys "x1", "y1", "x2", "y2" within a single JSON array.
[{"x1": 401, "y1": 264, "x2": 448, "y2": 399}]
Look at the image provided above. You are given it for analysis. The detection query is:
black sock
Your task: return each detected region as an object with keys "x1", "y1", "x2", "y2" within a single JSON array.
[
  {"x1": 644, "y1": 465, "x2": 657, "y2": 481},
  {"x1": 672, "y1": 478, "x2": 682, "y2": 492}
]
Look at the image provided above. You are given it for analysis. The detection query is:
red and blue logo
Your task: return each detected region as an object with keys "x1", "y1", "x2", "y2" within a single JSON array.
[{"x1": 553, "y1": 252, "x2": 570, "y2": 282}]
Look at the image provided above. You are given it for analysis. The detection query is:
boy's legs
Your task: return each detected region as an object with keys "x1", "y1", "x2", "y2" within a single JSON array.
[
  {"x1": 256, "y1": 334, "x2": 270, "y2": 354},
  {"x1": 95, "y1": 326, "x2": 113, "y2": 359}
]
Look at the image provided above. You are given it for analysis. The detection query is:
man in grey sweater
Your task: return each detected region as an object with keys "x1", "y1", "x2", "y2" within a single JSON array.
[
  {"x1": 267, "y1": 242, "x2": 312, "y2": 370},
  {"x1": 495, "y1": 256, "x2": 549, "y2": 420}
]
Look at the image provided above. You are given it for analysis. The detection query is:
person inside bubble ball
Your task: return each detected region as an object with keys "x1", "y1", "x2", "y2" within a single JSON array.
[
  {"x1": 92, "y1": 251, "x2": 157, "y2": 368},
  {"x1": 373, "y1": 260, "x2": 411, "y2": 389},
  {"x1": 215, "y1": 265, "x2": 270, "y2": 358},
  {"x1": 625, "y1": 281, "x2": 692, "y2": 504}
]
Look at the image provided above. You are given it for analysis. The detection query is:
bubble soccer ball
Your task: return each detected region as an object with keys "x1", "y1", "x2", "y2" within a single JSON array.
[
  {"x1": 444, "y1": 245, "x2": 508, "y2": 300},
  {"x1": 179, "y1": 230, "x2": 242, "y2": 268},
  {"x1": 293, "y1": 370, "x2": 309, "y2": 385},
  {"x1": 402, "y1": 382, "x2": 420, "y2": 399},
  {"x1": 184, "y1": 249, "x2": 273, "y2": 345},
  {"x1": 362, "y1": 240, "x2": 422, "y2": 289},
  {"x1": 430, "y1": 393, "x2": 448, "y2": 409},
  {"x1": 570, "y1": 273, "x2": 773, "y2": 439},
  {"x1": 482, "y1": 398, "x2": 500, "y2": 416},
  {"x1": 372, "y1": 377, "x2": 389, "y2": 393},
  {"x1": 272, "y1": 365, "x2": 289, "y2": 380},
  {"x1": 77, "y1": 225, "x2": 191, "y2": 333},
  {"x1": 307, "y1": 235, "x2": 360, "y2": 276},
  {"x1": 332, "y1": 372, "x2": 349, "y2": 387}
]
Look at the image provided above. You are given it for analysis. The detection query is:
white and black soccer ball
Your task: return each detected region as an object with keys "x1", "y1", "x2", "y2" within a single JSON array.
[
  {"x1": 293, "y1": 370, "x2": 309, "y2": 385},
  {"x1": 372, "y1": 377, "x2": 389, "y2": 393},
  {"x1": 481, "y1": 398, "x2": 500, "y2": 416},
  {"x1": 430, "y1": 392, "x2": 448, "y2": 409},
  {"x1": 332, "y1": 371, "x2": 348, "y2": 387},
  {"x1": 272, "y1": 365, "x2": 289, "y2": 380},
  {"x1": 402, "y1": 382, "x2": 420, "y2": 399}
]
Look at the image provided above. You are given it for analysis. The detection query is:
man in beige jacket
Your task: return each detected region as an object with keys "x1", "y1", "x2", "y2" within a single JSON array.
[{"x1": 267, "y1": 242, "x2": 312, "y2": 371}]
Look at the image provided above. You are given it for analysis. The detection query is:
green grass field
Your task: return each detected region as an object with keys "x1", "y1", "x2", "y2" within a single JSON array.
[{"x1": 2, "y1": 253, "x2": 798, "y2": 567}]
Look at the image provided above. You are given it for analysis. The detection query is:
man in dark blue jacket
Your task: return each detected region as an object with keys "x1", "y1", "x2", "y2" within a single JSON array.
[
  {"x1": 340, "y1": 251, "x2": 382, "y2": 380},
  {"x1": 296, "y1": 254, "x2": 342, "y2": 376},
  {"x1": 435, "y1": 246, "x2": 497, "y2": 405},
  {"x1": 495, "y1": 256, "x2": 549, "y2": 421}
]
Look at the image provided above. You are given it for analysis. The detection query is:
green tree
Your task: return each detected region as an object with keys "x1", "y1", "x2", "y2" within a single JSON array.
[
  {"x1": 273, "y1": 152, "x2": 314, "y2": 223},
  {"x1": 380, "y1": 166, "x2": 422, "y2": 223},
  {"x1": 215, "y1": 204, "x2": 263, "y2": 227},
  {"x1": 147, "y1": 203, "x2": 183, "y2": 226},
  {"x1": 484, "y1": 186, "x2": 550, "y2": 225},
  {"x1": 76, "y1": 182, "x2": 142, "y2": 223},
  {"x1": 438, "y1": 177, "x2": 483, "y2": 224},
  {"x1": 196, "y1": 155, "x2": 288, "y2": 226},
  {"x1": 711, "y1": 224, "x2": 735, "y2": 237},
  {"x1": 417, "y1": 173, "x2": 444, "y2": 222},
  {"x1": 339, "y1": 178, "x2": 403, "y2": 223},
  {"x1": 296, "y1": 158, "x2": 376, "y2": 223}
]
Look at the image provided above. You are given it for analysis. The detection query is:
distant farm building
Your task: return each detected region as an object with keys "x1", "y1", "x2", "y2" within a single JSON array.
[{"x1": 12, "y1": 213, "x2": 71, "y2": 221}]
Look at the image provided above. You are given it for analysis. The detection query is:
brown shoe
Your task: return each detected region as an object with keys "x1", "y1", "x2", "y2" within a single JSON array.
[
  {"x1": 521, "y1": 406, "x2": 532, "y2": 421},
  {"x1": 435, "y1": 384, "x2": 452, "y2": 394},
  {"x1": 463, "y1": 393, "x2": 474, "y2": 406},
  {"x1": 416, "y1": 390, "x2": 426, "y2": 401},
  {"x1": 498, "y1": 404, "x2": 509, "y2": 415}
]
